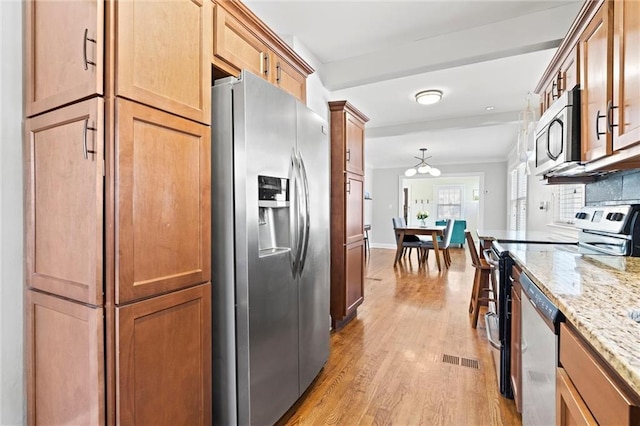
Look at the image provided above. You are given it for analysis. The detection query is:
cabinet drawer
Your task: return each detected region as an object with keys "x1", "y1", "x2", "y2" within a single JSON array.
[{"x1": 559, "y1": 322, "x2": 640, "y2": 425}]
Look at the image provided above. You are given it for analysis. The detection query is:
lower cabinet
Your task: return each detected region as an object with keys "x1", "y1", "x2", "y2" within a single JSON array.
[
  {"x1": 557, "y1": 367, "x2": 597, "y2": 426},
  {"x1": 558, "y1": 322, "x2": 640, "y2": 425},
  {"x1": 26, "y1": 284, "x2": 211, "y2": 425},
  {"x1": 116, "y1": 283, "x2": 212, "y2": 425},
  {"x1": 26, "y1": 290, "x2": 104, "y2": 426},
  {"x1": 331, "y1": 239, "x2": 364, "y2": 329}
]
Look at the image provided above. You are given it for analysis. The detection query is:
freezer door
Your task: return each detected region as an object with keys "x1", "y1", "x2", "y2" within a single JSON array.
[
  {"x1": 235, "y1": 71, "x2": 300, "y2": 426},
  {"x1": 296, "y1": 103, "x2": 330, "y2": 393}
]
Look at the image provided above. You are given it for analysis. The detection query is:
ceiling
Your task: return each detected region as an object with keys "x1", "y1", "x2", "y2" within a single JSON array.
[{"x1": 244, "y1": 0, "x2": 584, "y2": 169}]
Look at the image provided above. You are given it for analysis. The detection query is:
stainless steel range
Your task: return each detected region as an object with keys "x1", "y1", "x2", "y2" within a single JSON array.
[{"x1": 488, "y1": 204, "x2": 640, "y2": 400}]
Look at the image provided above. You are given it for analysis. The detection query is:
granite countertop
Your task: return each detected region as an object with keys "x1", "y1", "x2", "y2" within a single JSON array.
[
  {"x1": 501, "y1": 242, "x2": 640, "y2": 396},
  {"x1": 476, "y1": 229, "x2": 578, "y2": 244}
]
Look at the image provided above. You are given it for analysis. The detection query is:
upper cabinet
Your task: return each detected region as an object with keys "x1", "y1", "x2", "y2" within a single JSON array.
[
  {"x1": 212, "y1": 0, "x2": 313, "y2": 104},
  {"x1": 580, "y1": 1, "x2": 613, "y2": 162},
  {"x1": 25, "y1": 0, "x2": 104, "y2": 117},
  {"x1": 611, "y1": 0, "x2": 640, "y2": 151},
  {"x1": 329, "y1": 101, "x2": 368, "y2": 176},
  {"x1": 535, "y1": 0, "x2": 640, "y2": 175},
  {"x1": 116, "y1": 0, "x2": 212, "y2": 125}
]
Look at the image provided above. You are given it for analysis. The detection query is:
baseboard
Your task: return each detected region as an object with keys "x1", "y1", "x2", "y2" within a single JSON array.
[{"x1": 369, "y1": 243, "x2": 397, "y2": 250}]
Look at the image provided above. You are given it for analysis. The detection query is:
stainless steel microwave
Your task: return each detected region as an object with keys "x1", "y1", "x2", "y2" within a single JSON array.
[{"x1": 534, "y1": 86, "x2": 581, "y2": 176}]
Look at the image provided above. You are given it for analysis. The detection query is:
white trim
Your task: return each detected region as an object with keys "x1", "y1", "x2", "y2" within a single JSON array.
[
  {"x1": 370, "y1": 243, "x2": 398, "y2": 250},
  {"x1": 398, "y1": 171, "x2": 485, "y2": 229}
]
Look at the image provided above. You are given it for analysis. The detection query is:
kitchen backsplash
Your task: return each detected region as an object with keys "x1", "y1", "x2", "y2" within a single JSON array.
[{"x1": 586, "y1": 169, "x2": 640, "y2": 205}]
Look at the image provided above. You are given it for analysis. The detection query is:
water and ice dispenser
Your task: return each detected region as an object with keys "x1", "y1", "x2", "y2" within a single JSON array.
[{"x1": 258, "y1": 175, "x2": 290, "y2": 256}]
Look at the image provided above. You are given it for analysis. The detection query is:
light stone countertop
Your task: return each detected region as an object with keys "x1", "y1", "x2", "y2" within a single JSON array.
[
  {"x1": 501, "y1": 242, "x2": 640, "y2": 396},
  {"x1": 476, "y1": 229, "x2": 578, "y2": 244}
]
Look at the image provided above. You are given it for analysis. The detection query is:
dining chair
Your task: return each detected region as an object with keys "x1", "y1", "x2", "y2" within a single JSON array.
[
  {"x1": 465, "y1": 230, "x2": 495, "y2": 328},
  {"x1": 392, "y1": 217, "x2": 423, "y2": 262},
  {"x1": 420, "y1": 218, "x2": 454, "y2": 267}
]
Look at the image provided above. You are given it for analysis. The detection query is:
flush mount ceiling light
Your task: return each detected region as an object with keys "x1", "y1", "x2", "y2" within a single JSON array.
[
  {"x1": 404, "y1": 148, "x2": 441, "y2": 177},
  {"x1": 415, "y1": 90, "x2": 443, "y2": 105}
]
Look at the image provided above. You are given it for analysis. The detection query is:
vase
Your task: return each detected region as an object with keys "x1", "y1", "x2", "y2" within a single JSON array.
[{"x1": 420, "y1": 219, "x2": 426, "y2": 227}]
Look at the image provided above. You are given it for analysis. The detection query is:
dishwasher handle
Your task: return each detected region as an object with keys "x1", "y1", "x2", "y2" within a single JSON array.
[{"x1": 484, "y1": 312, "x2": 501, "y2": 350}]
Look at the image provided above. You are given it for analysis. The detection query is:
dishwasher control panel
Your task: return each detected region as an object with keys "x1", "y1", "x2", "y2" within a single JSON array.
[{"x1": 521, "y1": 272, "x2": 561, "y2": 326}]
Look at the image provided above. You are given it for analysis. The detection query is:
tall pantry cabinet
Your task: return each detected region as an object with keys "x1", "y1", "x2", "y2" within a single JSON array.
[
  {"x1": 24, "y1": 1, "x2": 212, "y2": 424},
  {"x1": 329, "y1": 101, "x2": 369, "y2": 330}
]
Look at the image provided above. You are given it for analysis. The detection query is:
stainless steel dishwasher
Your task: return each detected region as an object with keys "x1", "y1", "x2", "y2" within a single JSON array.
[{"x1": 520, "y1": 271, "x2": 563, "y2": 426}]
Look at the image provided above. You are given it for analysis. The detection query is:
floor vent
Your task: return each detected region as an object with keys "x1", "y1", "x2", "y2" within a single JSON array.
[
  {"x1": 442, "y1": 354, "x2": 460, "y2": 365},
  {"x1": 461, "y1": 357, "x2": 480, "y2": 370},
  {"x1": 366, "y1": 277, "x2": 383, "y2": 281},
  {"x1": 442, "y1": 354, "x2": 480, "y2": 370}
]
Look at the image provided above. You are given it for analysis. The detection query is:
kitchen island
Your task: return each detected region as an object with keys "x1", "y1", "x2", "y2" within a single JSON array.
[{"x1": 501, "y1": 242, "x2": 640, "y2": 399}]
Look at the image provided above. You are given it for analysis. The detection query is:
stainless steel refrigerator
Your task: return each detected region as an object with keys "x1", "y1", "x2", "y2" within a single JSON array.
[{"x1": 211, "y1": 71, "x2": 330, "y2": 425}]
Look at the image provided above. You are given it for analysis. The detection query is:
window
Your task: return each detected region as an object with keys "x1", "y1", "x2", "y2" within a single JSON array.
[
  {"x1": 509, "y1": 163, "x2": 527, "y2": 231},
  {"x1": 553, "y1": 184, "x2": 585, "y2": 225},
  {"x1": 436, "y1": 186, "x2": 462, "y2": 219}
]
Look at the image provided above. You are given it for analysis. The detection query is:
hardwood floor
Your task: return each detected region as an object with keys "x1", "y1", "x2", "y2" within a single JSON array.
[{"x1": 283, "y1": 247, "x2": 521, "y2": 425}]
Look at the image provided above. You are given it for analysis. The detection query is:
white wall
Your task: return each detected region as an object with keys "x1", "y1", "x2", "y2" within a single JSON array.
[
  {"x1": 402, "y1": 176, "x2": 480, "y2": 232},
  {"x1": 370, "y1": 162, "x2": 507, "y2": 247},
  {"x1": 0, "y1": 1, "x2": 25, "y2": 424},
  {"x1": 364, "y1": 166, "x2": 373, "y2": 226}
]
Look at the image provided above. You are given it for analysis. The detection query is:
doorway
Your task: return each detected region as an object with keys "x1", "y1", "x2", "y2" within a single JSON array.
[{"x1": 400, "y1": 174, "x2": 483, "y2": 233}]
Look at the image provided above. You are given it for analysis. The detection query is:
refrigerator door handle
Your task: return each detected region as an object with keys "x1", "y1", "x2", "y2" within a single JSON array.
[
  {"x1": 297, "y1": 151, "x2": 310, "y2": 274},
  {"x1": 289, "y1": 150, "x2": 301, "y2": 276}
]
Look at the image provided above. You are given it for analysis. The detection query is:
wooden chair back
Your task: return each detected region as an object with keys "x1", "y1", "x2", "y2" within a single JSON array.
[{"x1": 464, "y1": 230, "x2": 481, "y2": 267}]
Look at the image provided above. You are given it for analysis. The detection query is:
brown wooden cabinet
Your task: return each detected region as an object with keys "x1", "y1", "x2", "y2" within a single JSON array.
[
  {"x1": 560, "y1": 45, "x2": 579, "y2": 93},
  {"x1": 115, "y1": 99, "x2": 211, "y2": 304},
  {"x1": 116, "y1": 283, "x2": 211, "y2": 425},
  {"x1": 116, "y1": 0, "x2": 211, "y2": 124},
  {"x1": 26, "y1": 289, "x2": 104, "y2": 426},
  {"x1": 211, "y1": 0, "x2": 313, "y2": 103},
  {"x1": 329, "y1": 100, "x2": 369, "y2": 329},
  {"x1": 24, "y1": 1, "x2": 213, "y2": 423},
  {"x1": 24, "y1": 0, "x2": 104, "y2": 117},
  {"x1": 346, "y1": 173, "x2": 365, "y2": 244},
  {"x1": 557, "y1": 367, "x2": 597, "y2": 426},
  {"x1": 213, "y1": 3, "x2": 270, "y2": 80},
  {"x1": 611, "y1": 0, "x2": 640, "y2": 151},
  {"x1": 24, "y1": 98, "x2": 104, "y2": 306},
  {"x1": 580, "y1": 1, "x2": 613, "y2": 163},
  {"x1": 559, "y1": 322, "x2": 640, "y2": 425},
  {"x1": 510, "y1": 266, "x2": 522, "y2": 413}
]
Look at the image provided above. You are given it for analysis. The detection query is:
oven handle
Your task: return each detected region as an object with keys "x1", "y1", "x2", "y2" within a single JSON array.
[
  {"x1": 483, "y1": 249, "x2": 499, "y2": 267},
  {"x1": 484, "y1": 312, "x2": 501, "y2": 350}
]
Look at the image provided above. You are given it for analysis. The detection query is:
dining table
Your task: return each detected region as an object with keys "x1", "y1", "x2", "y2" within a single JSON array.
[{"x1": 393, "y1": 225, "x2": 446, "y2": 270}]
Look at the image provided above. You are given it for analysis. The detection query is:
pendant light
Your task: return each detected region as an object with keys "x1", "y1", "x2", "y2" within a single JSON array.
[{"x1": 404, "y1": 148, "x2": 441, "y2": 177}]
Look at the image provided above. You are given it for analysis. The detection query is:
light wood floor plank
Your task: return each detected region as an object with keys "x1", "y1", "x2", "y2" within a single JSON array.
[{"x1": 281, "y1": 247, "x2": 520, "y2": 426}]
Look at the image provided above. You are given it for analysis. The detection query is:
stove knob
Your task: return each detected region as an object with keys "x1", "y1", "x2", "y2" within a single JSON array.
[
  {"x1": 615, "y1": 213, "x2": 625, "y2": 221},
  {"x1": 606, "y1": 212, "x2": 614, "y2": 221}
]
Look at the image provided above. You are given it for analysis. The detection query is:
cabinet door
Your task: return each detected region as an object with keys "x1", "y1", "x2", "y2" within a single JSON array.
[
  {"x1": 117, "y1": 284, "x2": 211, "y2": 425},
  {"x1": 116, "y1": 99, "x2": 211, "y2": 304},
  {"x1": 116, "y1": 0, "x2": 211, "y2": 124},
  {"x1": 270, "y1": 56, "x2": 306, "y2": 103},
  {"x1": 345, "y1": 112, "x2": 365, "y2": 175},
  {"x1": 561, "y1": 45, "x2": 579, "y2": 93},
  {"x1": 213, "y1": 4, "x2": 270, "y2": 80},
  {"x1": 557, "y1": 368, "x2": 597, "y2": 426},
  {"x1": 345, "y1": 173, "x2": 364, "y2": 244},
  {"x1": 26, "y1": 290, "x2": 104, "y2": 426},
  {"x1": 25, "y1": 0, "x2": 103, "y2": 117},
  {"x1": 345, "y1": 240, "x2": 364, "y2": 313},
  {"x1": 612, "y1": 0, "x2": 640, "y2": 151},
  {"x1": 510, "y1": 284, "x2": 522, "y2": 413},
  {"x1": 580, "y1": 2, "x2": 613, "y2": 162},
  {"x1": 25, "y1": 99, "x2": 104, "y2": 305}
]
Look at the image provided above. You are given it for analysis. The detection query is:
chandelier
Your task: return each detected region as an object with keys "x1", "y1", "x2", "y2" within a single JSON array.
[{"x1": 404, "y1": 148, "x2": 441, "y2": 177}]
